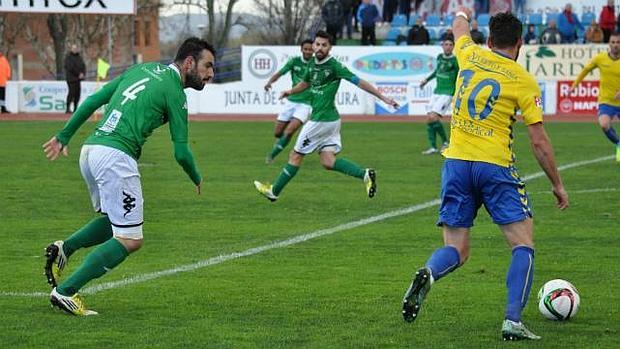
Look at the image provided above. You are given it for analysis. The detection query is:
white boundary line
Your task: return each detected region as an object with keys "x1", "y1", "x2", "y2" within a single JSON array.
[
  {"x1": 531, "y1": 188, "x2": 617, "y2": 194},
  {"x1": 1, "y1": 155, "x2": 613, "y2": 298}
]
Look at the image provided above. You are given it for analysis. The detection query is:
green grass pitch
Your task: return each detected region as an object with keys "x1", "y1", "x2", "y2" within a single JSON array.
[{"x1": 0, "y1": 120, "x2": 618, "y2": 348}]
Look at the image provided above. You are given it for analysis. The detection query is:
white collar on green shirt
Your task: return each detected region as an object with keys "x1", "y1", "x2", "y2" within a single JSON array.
[
  {"x1": 315, "y1": 55, "x2": 333, "y2": 65},
  {"x1": 168, "y1": 63, "x2": 181, "y2": 78}
]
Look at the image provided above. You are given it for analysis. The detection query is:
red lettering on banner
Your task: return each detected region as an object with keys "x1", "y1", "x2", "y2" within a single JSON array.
[{"x1": 556, "y1": 81, "x2": 599, "y2": 115}]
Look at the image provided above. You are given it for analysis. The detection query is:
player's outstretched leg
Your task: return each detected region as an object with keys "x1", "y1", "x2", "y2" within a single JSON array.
[
  {"x1": 51, "y1": 238, "x2": 129, "y2": 315},
  {"x1": 434, "y1": 121, "x2": 449, "y2": 150},
  {"x1": 44, "y1": 241, "x2": 67, "y2": 288},
  {"x1": 50, "y1": 287, "x2": 98, "y2": 316},
  {"x1": 44, "y1": 216, "x2": 113, "y2": 287},
  {"x1": 326, "y1": 155, "x2": 376, "y2": 198},
  {"x1": 253, "y1": 181, "x2": 278, "y2": 202},
  {"x1": 502, "y1": 245, "x2": 540, "y2": 341},
  {"x1": 402, "y1": 267, "x2": 432, "y2": 323},
  {"x1": 267, "y1": 119, "x2": 303, "y2": 164},
  {"x1": 402, "y1": 245, "x2": 461, "y2": 322},
  {"x1": 422, "y1": 121, "x2": 438, "y2": 155}
]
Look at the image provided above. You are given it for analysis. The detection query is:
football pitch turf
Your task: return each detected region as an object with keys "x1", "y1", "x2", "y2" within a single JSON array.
[{"x1": 0, "y1": 121, "x2": 618, "y2": 348}]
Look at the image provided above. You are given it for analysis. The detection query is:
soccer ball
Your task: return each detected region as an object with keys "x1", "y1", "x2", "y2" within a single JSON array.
[{"x1": 537, "y1": 279, "x2": 580, "y2": 320}]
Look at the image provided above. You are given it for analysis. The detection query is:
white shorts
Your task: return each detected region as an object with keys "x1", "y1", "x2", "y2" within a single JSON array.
[
  {"x1": 427, "y1": 94, "x2": 453, "y2": 116},
  {"x1": 293, "y1": 120, "x2": 342, "y2": 154},
  {"x1": 79, "y1": 145, "x2": 144, "y2": 239},
  {"x1": 277, "y1": 101, "x2": 312, "y2": 124}
]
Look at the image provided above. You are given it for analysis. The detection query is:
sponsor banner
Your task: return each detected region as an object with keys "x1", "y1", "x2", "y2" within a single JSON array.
[
  {"x1": 0, "y1": 0, "x2": 136, "y2": 14},
  {"x1": 556, "y1": 80, "x2": 599, "y2": 115},
  {"x1": 18, "y1": 81, "x2": 101, "y2": 113},
  {"x1": 407, "y1": 79, "x2": 436, "y2": 116},
  {"x1": 519, "y1": 45, "x2": 607, "y2": 81},
  {"x1": 188, "y1": 80, "x2": 369, "y2": 114},
  {"x1": 243, "y1": 46, "x2": 443, "y2": 84},
  {"x1": 375, "y1": 82, "x2": 409, "y2": 115}
]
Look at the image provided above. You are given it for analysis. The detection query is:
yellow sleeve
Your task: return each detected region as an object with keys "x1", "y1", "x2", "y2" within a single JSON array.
[
  {"x1": 519, "y1": 75, "x2": 544, "y2": 125},
  {"x1": 454, "y1": 36, "x2": 478, "y2": 66},
  {"x1": 572, "y1": 55, "x2": 599, "y2": 88}
]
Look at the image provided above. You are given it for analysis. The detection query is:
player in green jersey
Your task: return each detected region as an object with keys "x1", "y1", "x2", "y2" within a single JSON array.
[
  {"x1": 254, "y1": 31, "x2": 398, "y2": 202},
  {"x1": 419, "y1": 38, "x2": 459, "y2": 155},
  {"x1": 264, "y1": 39, "x2": 314, "y2": 164},
  {"x1": 41, "y1": 37, "x2": 215, "y2": 315}
]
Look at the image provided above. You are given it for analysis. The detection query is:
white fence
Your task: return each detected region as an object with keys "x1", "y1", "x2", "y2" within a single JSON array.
[{"x1": 5, "y1": 44, "x2": 606, "y2": 117}]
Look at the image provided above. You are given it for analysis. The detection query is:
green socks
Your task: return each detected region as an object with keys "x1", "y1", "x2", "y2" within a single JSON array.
[
  {"x1": 427, "y1": 121, "x2": 448, "y2": 148},
  {"x1": 57, "y1": 238, "x2": 129, "y2": 296},
  {"x1": 433, "y1": 121, "x2": 448, "y2": 144},
  {"x1": 333, "y1": 158, "x2": 365, "y2": 179},
  {"x1": 427, "y1": 122, "x2": 437, "y2": 148},
  {"x1": 63, "y1": 216, "x2": 113, "y2": 258},
  {"x1": 269, "y1": 135, "x2": 291, "y2": 160},
  {"x1": 272, "y1": 163, "x2": 299, "y2": 195}
]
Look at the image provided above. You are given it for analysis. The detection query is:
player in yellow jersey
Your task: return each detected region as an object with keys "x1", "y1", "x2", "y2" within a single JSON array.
[
  {"x1": 401, "y1": 8, "x2": 569, "y2": 341},
  {"x1": 571, "y1": 32, "x2": 620, "y2": 161}
]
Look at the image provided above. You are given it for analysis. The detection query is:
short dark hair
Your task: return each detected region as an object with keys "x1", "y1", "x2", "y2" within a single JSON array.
[
  {"x1": 443, "y1": 35, "x2": 455, "y2": 43},
  {"x1": 611, "y1": 31, "x2": 620, "y2": 38},
  {"x1": 301, "y1": 39, "x2": 314, "y2": 47},
  {"x1": 489, "y1": 12, "x2": 522, "y2": 49},
  {"x1": 174, "y1": 37, "x2": 216, "y2": 63},
  {"x1": 314, "y1": 30, "x2": 333, "y2": 45}
]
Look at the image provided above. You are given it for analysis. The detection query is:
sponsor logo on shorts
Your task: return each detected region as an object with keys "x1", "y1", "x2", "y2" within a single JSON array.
[
  {"x1": 122, "y1": 191, "x2": 136, "y2": 217},
  {"x1": 302, "y1": 137, "x2": 311, "y2": 148}
]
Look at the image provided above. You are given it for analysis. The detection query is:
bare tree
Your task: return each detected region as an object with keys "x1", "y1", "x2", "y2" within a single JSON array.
[
  {"x1": 253, "y1": 0, "x2": 323, "y2": 45},
  {"x1": 0, "y1": 14, "x2": 28, "y2": 56},
  {"x1": 172, "y1": 0, "x2": 240, "y2": 48}
]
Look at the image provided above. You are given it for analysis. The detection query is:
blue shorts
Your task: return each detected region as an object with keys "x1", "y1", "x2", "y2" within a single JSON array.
[
  {"x1": 437, "y1": 159, "x2": 532, "y2": 228},
  {"x1": 598, "y1": 104, "x2": 620, "y2": 118}
]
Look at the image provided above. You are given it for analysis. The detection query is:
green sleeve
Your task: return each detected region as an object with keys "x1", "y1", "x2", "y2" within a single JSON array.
[
  {"x1": 277, "y1": 58, "x2": 293, "y2": 76},
  {"x1": 426, "y1": 69, "x2": 437, "y2": 81},
  {"x1": 167, "y1": 89, "x2": 201, "y2": 185},
  {"x1": 55, "y1": 75, "x2": 123, "y2": 145},
  {"x1": 334, "y1": 61, "x2": 357, "y2": 82}
]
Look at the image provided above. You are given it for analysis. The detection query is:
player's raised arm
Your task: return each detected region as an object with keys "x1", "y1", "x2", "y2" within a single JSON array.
[
  {"x1": 356, "y1": 79, "x2": 399, "y2": 109},
  {"x1": 280, "y1": 81, "x2": 309, "y2": 99},
  {"x1": 43, "y1": 74, "x2": 124, "y2": 161},
  {"x1": 264, "y1": 71, "x2": 283, "y2": 91},
  {"x1": 452, "y1": 6, "x2": 473, "y2": 42},
  {"x1": 571, "y1": 56, "x2": 598, "y2": 91}
]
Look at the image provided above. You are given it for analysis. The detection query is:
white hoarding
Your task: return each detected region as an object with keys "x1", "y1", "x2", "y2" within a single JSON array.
[
  {"x1": 0, "y1": 0, "x2": 136, "y2": 14},
  {"x1": 242, "y1": 45, "x2": 443, "y2": 116}
]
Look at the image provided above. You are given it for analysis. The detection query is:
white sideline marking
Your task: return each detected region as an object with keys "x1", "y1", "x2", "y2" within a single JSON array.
[
  {"x1": 531, "y1": 188, "x2": 617, "y2": 195},
  {"x1": 0, "y1": 155, "x2": 613, "y2": 298}
]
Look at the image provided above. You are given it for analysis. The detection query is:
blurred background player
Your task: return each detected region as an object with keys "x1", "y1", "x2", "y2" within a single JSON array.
[
  {"x1": 42, "y1": 37, "x2": 215, "y2": 315},
  {"x1": 401, "y1": 9, "x2": 569, "y2": 341},
  {"x1": 64, "y1": 44, "x2": 86, "y2": 114},
  {"x1": 571, "y1": 32, "x2": 620, "y2": 161},
  {"x1": 264, "y1": 39, "x2": 314, "y2": 164},
  {"x1": 254, "y1": 31, "x2": 398, "y2": 202},
  {"x1": 0, "y1": 50, "x2": 10, "y2": 113},
  {"x1": 419, "y1": 37, "x2": 458, "y2": 155}
]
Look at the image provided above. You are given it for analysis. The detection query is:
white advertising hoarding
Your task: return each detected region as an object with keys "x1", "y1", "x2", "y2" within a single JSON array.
[
  {"x1": 0, "y1": 0, "x2": 136, "y2": 14},
  {"x1": 242, "y1": 45, "x2": 444, "y2": 116}
]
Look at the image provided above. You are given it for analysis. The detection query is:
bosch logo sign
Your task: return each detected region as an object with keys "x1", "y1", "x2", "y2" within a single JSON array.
[{"x1": 248, "y1": 49, "x2": 277, "y2": 79}]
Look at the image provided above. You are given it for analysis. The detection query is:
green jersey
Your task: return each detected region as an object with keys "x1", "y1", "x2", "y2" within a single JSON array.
[
  {"x1": 278, "y1": 56, "x2": 312, "y2": 105},
  {"x1": 302, "y1": 56, "x2": 359, "y2": 122},
  {"x1": 428, "y1": 54, "x2": 459, "y2": 96},
  {"x1": 56, "y1": 62, "x2": 201, "y2": 185}
]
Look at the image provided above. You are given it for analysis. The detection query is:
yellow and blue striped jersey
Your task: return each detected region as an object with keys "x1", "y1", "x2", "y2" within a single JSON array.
[
  {"x1": 443, "y1": 36, "x2": 543, "y2": 167},
  {"x1": 572, "y1": 51, "x2": 620, "y2": 107}
]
